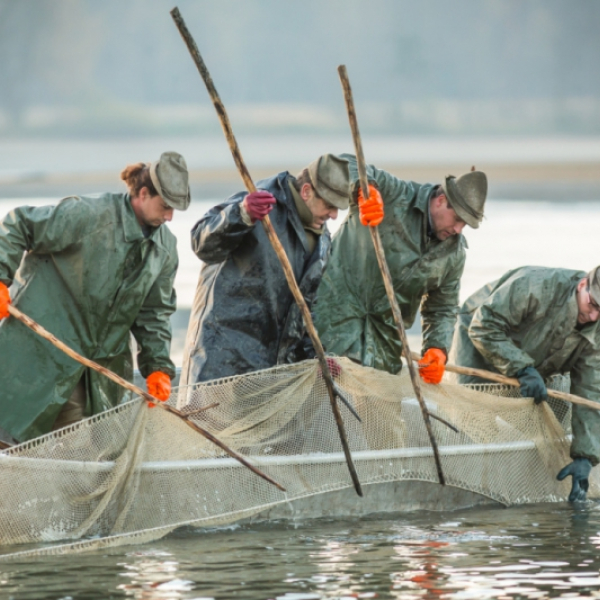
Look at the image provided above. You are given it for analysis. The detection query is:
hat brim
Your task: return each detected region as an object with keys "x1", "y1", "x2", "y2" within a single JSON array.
[
  {"x1": 307, "y1": 156, "x2": 350, "y2": 210},
  {"x1": 149, "y1": 160, "x2": 190, "y2": 211},
  {"x1": 442, "y1": 178, "x2": 480, "y2": 229}
]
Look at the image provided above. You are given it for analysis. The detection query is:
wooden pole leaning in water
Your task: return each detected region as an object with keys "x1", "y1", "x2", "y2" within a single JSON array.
[
  {"x1": 409, "y1": 351, "x2": 600, "y2": 411},
  {"x1": 7, "y1": 304, "x2": 286, "y2": 492},
  {"x1": 337, "y1": 65, "x2": 447, "y2": 486},
  {"x1": 170, "y1": 7, "x2": 363, "y2": 497}
]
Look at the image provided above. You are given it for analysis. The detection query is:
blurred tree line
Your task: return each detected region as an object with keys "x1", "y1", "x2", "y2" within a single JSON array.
[{"x1": 0, "y1": 0, "x2": 598, "y2": 136}]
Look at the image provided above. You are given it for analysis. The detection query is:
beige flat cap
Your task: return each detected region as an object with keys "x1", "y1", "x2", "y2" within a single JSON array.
[{"x1": 149, "y1": 151, "x2": 191, "y2": 210}]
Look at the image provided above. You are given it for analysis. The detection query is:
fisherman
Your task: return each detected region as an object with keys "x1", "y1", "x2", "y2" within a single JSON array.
[
  {"x1": 180, "y1": 154, "x2": 350, "y2": 384},
  {"x1": 0, "y1": 152, "x2": 190, "y2": 443},
  {"x1": 314, "y1": 154, "x2": 487, "y2": 382},
  {"x1": 449, "y1": 265, "x2": 600, "y2": 502}
]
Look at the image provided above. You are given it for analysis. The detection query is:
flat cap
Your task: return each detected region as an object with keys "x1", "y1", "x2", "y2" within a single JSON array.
[
  {"x1": 307, "y1": 154, "x2": 350, "y2": 210},
  {"x1": 442, "y1": 170, "x2": 488, "y2": 229},
  {"x1": 149, "y1": 151, "x2": 191, "y2": 211}
]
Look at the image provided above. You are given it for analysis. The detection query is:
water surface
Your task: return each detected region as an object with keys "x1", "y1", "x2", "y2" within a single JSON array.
[{"x1": 3, "y1": 502, "x2": 600, "y2": 599}]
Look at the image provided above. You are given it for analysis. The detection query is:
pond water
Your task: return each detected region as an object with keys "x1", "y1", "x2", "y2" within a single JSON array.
[{"x1": 3, "y1": 503, "x2": 600, "y2": 599}]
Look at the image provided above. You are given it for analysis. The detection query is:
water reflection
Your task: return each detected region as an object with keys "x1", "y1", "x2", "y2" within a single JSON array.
[
  {"x1": 117, "y1": 550, "x2": 195, "y2": 599},
  {"x1": 2, "y1": 504, "x2": 600, "y2": 598}
]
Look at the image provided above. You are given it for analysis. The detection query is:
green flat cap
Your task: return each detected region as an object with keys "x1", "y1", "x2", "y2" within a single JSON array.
[
  {"x1": 150, "y1": 151, "x2": 191, "y2": 211},
  {"x1": 588, "y1": 266, "x2": 600, "y2": 305},
  {"x1": 307, "y1": 154, "x2": 350, "y2": 210},
  {"x1": 442, "y1": 169, "x2": 488, "y2": 229}
]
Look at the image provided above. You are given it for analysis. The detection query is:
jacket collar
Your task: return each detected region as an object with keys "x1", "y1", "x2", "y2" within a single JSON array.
[
  {"x1": 121, "y1": 194, "x2": 167, "y2": 249},
  {"x1": 415, "y1": 184, "x2": 468, "y2": 253},
  {"x1": 414, "y1": 183, "x2": 435, "y2": 215},
  {"x1": 274, "y1": 172, "x2": 312, "y2": 254}
]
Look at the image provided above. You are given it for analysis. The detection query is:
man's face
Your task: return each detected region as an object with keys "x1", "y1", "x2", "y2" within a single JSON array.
[
  {"x1": 429, "y1": 194, "x2": 466, "y2": 241},
  {"x1": 576, "y1": 278, "x2": 600, "y2": 325},
  {"x1": 133, "y1": 188, "x2": 174, "y2": 228},
  {"x1": 301, "y1": 183, "x2": 339, "y2": 229}
]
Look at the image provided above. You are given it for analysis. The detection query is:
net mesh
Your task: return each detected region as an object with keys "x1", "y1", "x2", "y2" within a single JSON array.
[{"x1": 0, "y1": 359, "x2": 594, "y2": 559}]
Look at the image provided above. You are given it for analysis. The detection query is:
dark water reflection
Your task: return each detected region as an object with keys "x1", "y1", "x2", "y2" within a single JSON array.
[{"x1": 3, "y1": 502, "x2": 600, "y2": 599}]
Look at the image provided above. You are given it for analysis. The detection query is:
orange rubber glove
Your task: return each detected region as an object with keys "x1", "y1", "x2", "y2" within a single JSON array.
[
  {"x1": 146, "y1": 371, "x2": 171, "y2": 407},
  {"x1": 357, "y1": 184, "x2": 384, "y2": 227},
  {"x1": 418, "y1": 348, "x2": 447, "y2": 384},
  {"x1": 0, "y1": 282, "x2": 10, "y2": 320}
]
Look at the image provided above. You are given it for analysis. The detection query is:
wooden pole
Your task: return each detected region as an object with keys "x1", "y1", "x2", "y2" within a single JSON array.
[
  {"x1": 337, "y1": 65, "x2": 447, "y2": 486},
  {"x1": 410, "y1": 351, "x2": 600, "y2": 411},
  {"x1": 170, "y1": 7, "x2": 362, "y2": 496},
  {"x1": 7, "y1": 304, "x2": 286, "y2": 492}
]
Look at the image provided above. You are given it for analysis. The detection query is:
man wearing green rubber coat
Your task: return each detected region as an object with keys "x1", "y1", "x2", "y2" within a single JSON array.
[
  {"x1": 314, "y1": 154, "x2": 488, "y2": 382},
  {"x1": 0, "y1": 152, "x2": 190, "y2": 442},
  {"x1": 449, "y1": 265, "x2": 600, "y2": 503}
]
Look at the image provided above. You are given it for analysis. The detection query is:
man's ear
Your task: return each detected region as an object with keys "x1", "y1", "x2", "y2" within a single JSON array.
[
  {"x1": 137, "y1": 186, "x2": 151, "y2": 201},
  {"x1": 577, "y1": 278, "x2": 588, "y2": 293},
  {"x1": 431, "y1": 192, "x2": 445, "y2": 209},
  {"x1": 299, "y1": 183, "x2": 312, "y2": 203}
]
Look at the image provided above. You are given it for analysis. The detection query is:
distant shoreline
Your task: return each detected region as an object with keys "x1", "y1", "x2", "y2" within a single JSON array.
[
  {"x1": 1, "y1": 135, "x2": 600, "y2": 201},
  {"x1": 2, "y1": 163, "x2": 600, "y2": 202}
]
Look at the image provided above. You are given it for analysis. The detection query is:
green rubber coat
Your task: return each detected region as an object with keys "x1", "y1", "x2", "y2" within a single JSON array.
[
  {"x1": 450, "y1": 266, "x2": 600, "y2": 465},
  {"x1": 315, "y1": 154, "x2": 466, "y2": 374},
  {"x1": 0, "y1": 193, "x2": 177, "y2": 441}
]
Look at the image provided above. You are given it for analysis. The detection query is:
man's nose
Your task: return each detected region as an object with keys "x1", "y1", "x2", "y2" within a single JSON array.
[
  {"x1": 329, "y1": 207, "x2": 339, "y2": 220},
  {"x1": 591, "y1": 307, "x2": 600, "y2": 322},
  {"x1": 165, "y1": 208, "x2": 174, "y2": 222},
  {"x1": 454, "y1": 222, "x2": 466, "y2": 234}
]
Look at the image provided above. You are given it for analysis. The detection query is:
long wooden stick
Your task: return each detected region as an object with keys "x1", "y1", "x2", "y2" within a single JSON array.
[
  {"x1": 7, "y1": 304, "x2": 285, "y2": 492},
  {"x1": 410, "y1": 351, "x2": 600, "y2": 411},
  {"x1": 171, "y1": 7, "x2": 362, "y2": 496},
  {"x1": 337, "y1": 65, "x2": 446, "y2": 486}
]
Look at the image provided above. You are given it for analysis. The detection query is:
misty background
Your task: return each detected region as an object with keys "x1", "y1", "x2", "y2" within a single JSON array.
[
  {"x1": 1, "y1": 0, "x2": 599, "y2": 202},
  {"x1": 1, "y1": 0, "x2": 599, "y2": 138},
  {"x1": 0, "y1": 0, "x2": 599, "y2": 361}
]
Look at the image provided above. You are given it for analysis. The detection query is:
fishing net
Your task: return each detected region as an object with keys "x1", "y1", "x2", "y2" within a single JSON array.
[{"x1": 0, "y1": 358, "x2": 595, "y2": 559}]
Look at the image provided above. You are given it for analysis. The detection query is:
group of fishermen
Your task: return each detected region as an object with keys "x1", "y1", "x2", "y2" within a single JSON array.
[{"x1": 0, "y1": 150, "x2": 598, "y2": 503}]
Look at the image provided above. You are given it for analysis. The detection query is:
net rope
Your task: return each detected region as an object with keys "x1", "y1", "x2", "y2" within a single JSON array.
[{"x1": 0, "y1": 359, "x2": 593, "y2": 559}]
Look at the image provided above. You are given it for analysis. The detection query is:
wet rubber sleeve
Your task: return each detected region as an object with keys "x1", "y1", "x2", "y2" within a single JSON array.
[
  {"x1": 191, "y1": 193, "x2": 257, "y2": 264},
  {"x1": 0, "y1": 197, "x2": 91, "y2": 285}
]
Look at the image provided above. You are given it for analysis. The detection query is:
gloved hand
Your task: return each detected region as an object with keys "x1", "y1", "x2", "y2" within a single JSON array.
[
  {"x1": 242, "y1": 190, "x2": 276, "y2": 223},
  {"x1": 0, "y1": 282, "x2": 10, "y2": 320},
  {"x1": 146, "y1": 371, "x2": 171, "y2": 408},
  {"x1": 557, "y1": 457, "x2": 592, "y2": 502},
  {"x1": 418, "y1": 348, "x2": 447, "y2": 384},
  {"x1": 516, "y1": 366, "x2": 548, "y2": 404},
  {"x1": 326, "y1": 357, "x2": 342, "y2": 378},
  {"x1": 357, "y1": 184, "x2": 384, "y2": 227},
  {"x1": 318, "y1": 357, "x2": 342, "y2": 379}
]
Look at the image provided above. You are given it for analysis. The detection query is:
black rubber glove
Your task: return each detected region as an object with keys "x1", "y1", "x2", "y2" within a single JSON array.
[
  {"x1": 557, "y1": 458, "x2": 592, "y2": 502},
  {"x1": 516, "y1": 366, "x2": 548, "y2": 404}
]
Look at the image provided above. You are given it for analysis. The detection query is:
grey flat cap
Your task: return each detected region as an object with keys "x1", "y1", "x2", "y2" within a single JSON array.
[
  {"x1": 442, "y1": 170, "x2": 488, "y2": 229},
  {"x1": 149, "y1": 151, "x2": 191, "y2": 210},
  {"x1": 307, "y1": 154, "x2": 350, "y2": 210}
]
